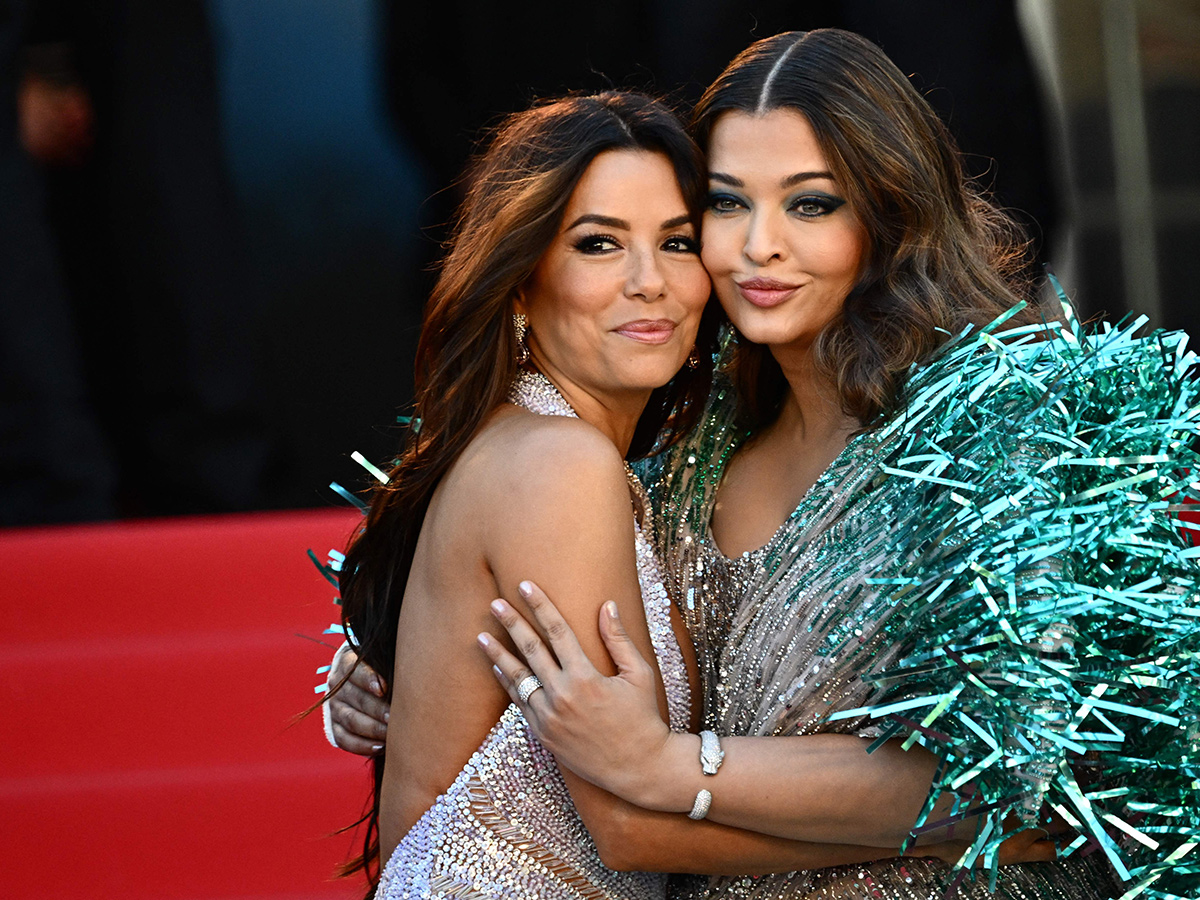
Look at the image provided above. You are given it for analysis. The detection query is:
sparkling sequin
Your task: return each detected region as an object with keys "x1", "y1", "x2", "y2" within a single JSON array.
[
  {"x1": 377, "y1": 369, "x2": 690, "y2": 899},
  {"x1": 643, "y1": 308, "x2": 1200, "y2": 898}
]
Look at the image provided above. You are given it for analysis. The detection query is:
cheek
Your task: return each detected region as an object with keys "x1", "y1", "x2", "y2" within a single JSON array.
[
  {"x1": 527, "y1": 264, "x2": 600, "y2": 330},
  {"x1": 675, "y1": 265, "x2": 713, "y2": 315},
  {"x1": 700, "y1": 219, "x2": 739, "y2": 278},
  {"x1": 806, "y1": 229, "x2": 865, "y2": 286}
]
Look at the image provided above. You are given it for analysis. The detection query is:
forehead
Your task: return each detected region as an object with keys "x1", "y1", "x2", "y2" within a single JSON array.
[
  {"x1": 564, "y1": 149, "x2": 687, "y2": 218},
  {"x1": 706, "y1": 109, "x2": 830, "y2": 178}
]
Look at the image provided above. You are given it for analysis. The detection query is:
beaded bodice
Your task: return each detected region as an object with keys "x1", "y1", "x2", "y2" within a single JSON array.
[{"x1": 377, "y1": 369, "x2": 690, "y2": 900}]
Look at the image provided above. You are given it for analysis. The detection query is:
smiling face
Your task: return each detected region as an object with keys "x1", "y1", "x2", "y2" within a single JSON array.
[
  {"x1": 701, "y1": 109, "x2": 867, "y2": 358},
  {"x1": 517, "y1": 148, "x2": 710, "y2": 404}
]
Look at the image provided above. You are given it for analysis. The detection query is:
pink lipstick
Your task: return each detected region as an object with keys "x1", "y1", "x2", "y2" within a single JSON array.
[
  {"x1": 615, "y1": 319, "x2": 676, "y2": 345},
  {"x1": 736, "y1": 277, "x2": 801, "y2": 308}
]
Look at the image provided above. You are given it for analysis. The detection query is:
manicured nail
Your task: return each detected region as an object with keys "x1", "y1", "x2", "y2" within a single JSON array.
[
  {"x1": 477, "y1": 632, "x2": 490, "y2": 648},
  {"x1": 606, "y1": 601, "x2": 619, "y2": 619},
  {"x1": 491, "y1": 599, "x2": 507, "y2": 616},
  {"x1": 370, "y1": 744, "x2": 383, "y2": 753},
  {"x1": 492, "y1": 665, "x2": 504, "y2": 681},
  {"x1": 370, "y1": 677, "x2": 382, "y2": 695},
  {"x1": 518, "y1": 581, "x2": 533, "y2": 598},
  {"x1": 383, "y1": 710, "x2": 390, "y2": 722}
]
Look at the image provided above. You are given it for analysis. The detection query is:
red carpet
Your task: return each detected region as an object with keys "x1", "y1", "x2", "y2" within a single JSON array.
[{"x1": 1, "y1": 509, "x2": 371, "y2": 900}]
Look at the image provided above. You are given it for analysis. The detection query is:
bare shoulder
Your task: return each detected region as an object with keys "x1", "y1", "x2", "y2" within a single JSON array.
[{"x1": 471, "y1": 408, "x2": 630, "y2": 508}]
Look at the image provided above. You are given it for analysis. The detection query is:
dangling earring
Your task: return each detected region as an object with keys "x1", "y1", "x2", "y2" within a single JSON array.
[
  {"x1": 686, "y1": 345, "x2": 700, "y2": 369},
  {"x1": 513, "y1": 313, "x2": 529, "y2": 364}
]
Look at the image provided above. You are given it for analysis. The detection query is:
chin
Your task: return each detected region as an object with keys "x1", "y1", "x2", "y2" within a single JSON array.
[
  {"x1": 728, "y1": 318, "x2": 792, "y2": 348},
  {"x1": 728, "y1": 309, "x2": 828, "y2": 351},
  {"x1": 618, "y1": 360, "x2": 687, "y2": 392}
]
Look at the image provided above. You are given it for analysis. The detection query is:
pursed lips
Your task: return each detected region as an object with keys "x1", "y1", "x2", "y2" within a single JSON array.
[
  {"x1": 735, "y1": 277, "x2": 802, "y2": 308},
  {"x1": 614, "y1": 319, "x2": 677, "y2": 344}
]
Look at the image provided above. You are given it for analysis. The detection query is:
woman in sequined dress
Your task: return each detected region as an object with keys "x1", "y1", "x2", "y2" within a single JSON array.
[{"x1": 330, "y1": 90, "x2": 981, "y2": 900}]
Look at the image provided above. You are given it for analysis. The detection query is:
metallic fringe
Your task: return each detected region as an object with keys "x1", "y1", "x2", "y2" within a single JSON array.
[{"x1": 828, "y1": 288, "x2": 1200, "y2": 897}]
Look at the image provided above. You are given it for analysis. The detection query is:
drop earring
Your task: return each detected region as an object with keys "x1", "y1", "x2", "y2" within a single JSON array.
[{"x1": 513, "y1": 313, "x2": 529, "y2": 364}]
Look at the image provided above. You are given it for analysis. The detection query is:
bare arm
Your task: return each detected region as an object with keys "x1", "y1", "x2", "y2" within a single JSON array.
[
  {"x1": 479, "y1": 429, "x2": 976, "y2": 874},
  {"x1": 481, "y1": 584, "x2": 1054, "y2": 857}
]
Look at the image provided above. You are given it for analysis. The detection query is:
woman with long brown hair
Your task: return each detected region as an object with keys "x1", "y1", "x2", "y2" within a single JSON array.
[{"x1": 334, "y1": 88, "x2": 718, "y2": 896}]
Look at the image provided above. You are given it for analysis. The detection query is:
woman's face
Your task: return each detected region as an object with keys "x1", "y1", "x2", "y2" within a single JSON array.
[
  {"x1": 519, "y1": 149, "x2": 709, "y2": 401},
  {"x1": 701, "y1": 109, "x2": 866, "y2": 355}
]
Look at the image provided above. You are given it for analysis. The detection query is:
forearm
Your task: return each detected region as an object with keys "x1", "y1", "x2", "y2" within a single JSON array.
[
  {"x1": 602, "y1": 802, "x2": 945, "y2": 875},
  {"x1": 565, "y1": 768, "x2": 945, "y2": 874},
  {"x1": 621, "y1": 732, "x2": 948, "y2": 848}
]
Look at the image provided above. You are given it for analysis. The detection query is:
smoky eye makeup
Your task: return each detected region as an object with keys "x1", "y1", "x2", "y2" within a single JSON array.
[
  {"x1": 662, "y1": 234, "x2": 701, "y2": 253},
  {"x1": 706, "y1": 191, "x2": 747, "y2": 213},
  {"x1": 571, "y1": 233, "x2": 622, "y2": 253},
  {"x1": 787, "y1": 192, "x2": 847, "y2": 217}
]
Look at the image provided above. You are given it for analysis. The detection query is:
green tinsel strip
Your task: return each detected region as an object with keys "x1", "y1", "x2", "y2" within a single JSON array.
[{"x1": 831, "y1": 288, "x2": 1200, "y2": 895}]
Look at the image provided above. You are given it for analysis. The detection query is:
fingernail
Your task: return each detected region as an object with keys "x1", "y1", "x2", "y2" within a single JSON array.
[
  {"x1": 606, "y1": 601, "x2": 619, "y2": 620},
  {"x1": 477, "y1": 632, "x2": 490, "y2": 648},
  {"x1": 371, "y1": 744, "x2": 383, "y2": 753},
  {"x1": 383, "y1": 710, "x2": 390, "y2": 722},
  {"x1": 518, "y1": 581, "x2": 533, "y2": 598},
  {"x1": 491, "y1": 599, "x2": 507, "y2": 615},
  {"x1": 370, "y1": 677, "x2": 382, "y2": 695},
  {"x1": 492, "y1": 664, "x2": 504, "y2": 680}
]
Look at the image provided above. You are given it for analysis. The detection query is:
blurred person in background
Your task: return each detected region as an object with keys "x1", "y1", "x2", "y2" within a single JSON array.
[
  {"x1": 0, "y1": 0, "x2": 114, "y2": 525},
  {"x1": 4, "y1": 0, "x2": 272, "y2": 523}
]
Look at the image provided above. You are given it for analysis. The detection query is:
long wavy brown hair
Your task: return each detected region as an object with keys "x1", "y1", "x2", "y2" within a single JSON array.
[
  {"x1": 693, "y1": 29, "x2": 1045, "y2": 429},
  {"x1": 334, "y1": 90, "x2": 714, "y2": 890}
]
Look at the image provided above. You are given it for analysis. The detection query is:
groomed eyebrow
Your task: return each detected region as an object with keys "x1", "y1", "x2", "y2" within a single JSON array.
[
  {"x1": 781, "y1": 170, "x2": 835, "y2": 188},
  {"x1": 709, "y1": 171, "x2": 836, "y2": 189},
  {"x1": 566, "y1": 213, "x2": 694, "y2": 230},
  {"x1": 567, "y1": 214, "x2": 629, "y2": 230}
]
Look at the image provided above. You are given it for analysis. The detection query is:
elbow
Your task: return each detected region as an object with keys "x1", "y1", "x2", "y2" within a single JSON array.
[{"x1": 589, "y1": 805, "x2": 650, "y2": 873}]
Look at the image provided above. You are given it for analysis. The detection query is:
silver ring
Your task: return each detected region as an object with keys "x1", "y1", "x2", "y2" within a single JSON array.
[{"x1": 516, "y1": 674, "x2": 544, "y2": 704}]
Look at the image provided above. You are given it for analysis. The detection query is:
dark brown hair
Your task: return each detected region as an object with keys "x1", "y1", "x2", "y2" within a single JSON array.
[
  {"x1": 334, "y1": 90, "x2": 713, "y2": 888},
  {"x1": 693, "y1": 29, "x2": 1042, "y2": 429}
]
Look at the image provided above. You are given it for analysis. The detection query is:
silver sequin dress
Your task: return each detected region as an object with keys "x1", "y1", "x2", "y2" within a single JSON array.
[
  {"x1": 645, "y1": 377, "x2": 1121, "y2": 900},
  {"x1": 376, "y1": 369, "x2": 692, "y2": 900}
]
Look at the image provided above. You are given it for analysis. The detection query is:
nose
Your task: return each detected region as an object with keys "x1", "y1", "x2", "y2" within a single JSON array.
[
  {"x1": 626, "y1": 246, "x2": 667, "y2": 301},
  {"x1": 742, "y1": 210, "x2": 786, "y2": 266}
]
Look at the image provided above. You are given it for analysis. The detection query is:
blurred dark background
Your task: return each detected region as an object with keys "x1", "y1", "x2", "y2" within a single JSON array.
[{"x1": 3, "y1": 0, "x2": 1197, "y2": 527}]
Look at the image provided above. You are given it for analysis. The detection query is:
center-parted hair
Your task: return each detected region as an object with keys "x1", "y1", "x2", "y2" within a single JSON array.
[
  {"x1": 334, "y1": 90, "x2": 713, "y2": 889},
  {"x1": 693, "y1": 29, "x2": 1042, "y2": 429}
]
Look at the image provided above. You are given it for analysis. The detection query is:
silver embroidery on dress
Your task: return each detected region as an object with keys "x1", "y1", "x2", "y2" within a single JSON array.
[
  {"x1": 377, "y1": 368, "x2": 691, "y2": 899},
  {"x1": 649, "y1": 382, "x2": 1119, "y2": 900}
]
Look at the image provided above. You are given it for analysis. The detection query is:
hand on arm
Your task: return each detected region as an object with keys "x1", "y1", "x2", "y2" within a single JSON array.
[
  {"x1": 324, "y1": 643, "x2": 390, "y2": 756},
  {"x1": 477, "y1": 442, "x2": 955, "y2": 875},
  {"x1": 481, "y1": 583, "x2": 1062, "y2": 863},
  {"x1": 479, "y1": 582, "x2": 1015, "y2": 874}
]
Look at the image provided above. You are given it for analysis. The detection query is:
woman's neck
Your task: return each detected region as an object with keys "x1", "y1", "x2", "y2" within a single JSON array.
[
  {"x1": 769, "y1": 343, "x2": 857, "y2": 444},
  {"x1": 529, "y1": 362, "x2": 648, "y2": 457}
]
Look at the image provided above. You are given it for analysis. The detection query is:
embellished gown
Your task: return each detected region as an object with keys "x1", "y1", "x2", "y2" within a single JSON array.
[
  {"x1": 375, "y1": 370, "x2": 692, "y2": 900},
  {"x1": 646, "y1": 314, "x2": 1200, "y2": 899}
]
